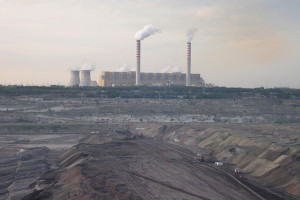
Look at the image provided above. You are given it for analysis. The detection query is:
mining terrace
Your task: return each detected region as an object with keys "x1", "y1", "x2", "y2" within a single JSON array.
[{"x1": 0, "y1": 87, "x2": 299, "y2": 200}]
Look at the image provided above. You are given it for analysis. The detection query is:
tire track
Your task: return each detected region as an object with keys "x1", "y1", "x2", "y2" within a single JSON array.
[{"x1": 122, "y1": 170, "x2": 211, "y2": 200}]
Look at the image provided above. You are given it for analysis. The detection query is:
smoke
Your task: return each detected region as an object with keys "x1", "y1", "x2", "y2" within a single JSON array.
[
  {"x1": 80, "y1": 62, "x2": 96, "y2": 71},
  {"x1": 67, "y1": 66, "x2": 80, "y2": 71},
  {"x1": 135, "y1": 25, "x2": 160, "y2": 40},
  {"x1": 67, "y1": 61, "x2": 96, "y2": 71},
  {"x1": 187, "y1": 28, "x2": 198, "y2": 42},
  {"x1": 117, "y1": 64, "x2": 135, "y2": 72},
  {"x1": 160, "y1": 66, "x2": 182, "y2": 73}
]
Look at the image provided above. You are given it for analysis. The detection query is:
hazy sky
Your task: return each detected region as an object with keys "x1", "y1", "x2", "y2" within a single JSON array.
[{"x1": 0, "y1": 0, "x2": 299, "y2": 88}]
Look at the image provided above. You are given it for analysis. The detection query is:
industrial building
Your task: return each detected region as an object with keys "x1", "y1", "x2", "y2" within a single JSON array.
[
  {"x1": 98, "y1": 71, "x2": 205, "y2": 87},
  {"x1": 68, "y1": 69, "x2": 97, "y2": 87},
  {"x1": 69, "y1": 28, "x2": 204, "y2": 88},
  {"x1": 80, "y1": 70, "x2": 92, "y2": 86},
  {"x1": 68, "y1": 70, "x2": 80, "y2": 86}
]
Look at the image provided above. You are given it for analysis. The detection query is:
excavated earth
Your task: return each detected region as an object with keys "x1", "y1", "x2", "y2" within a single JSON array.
[
  {"x1": 0, "y1": 95, "x2": 299, "y2": 200},
  {"x1": 22, "y1": 136, "x2": 260, "y2": 200},
  {"x1": 0, "y1": 134, "x2": 84, "y2": 200},
  {"x1": 138, "y1": 123, "x2": 300, "y2": 199},
  {"x1": 0, "y1": 146, "x2": 50, "y2": 200}
]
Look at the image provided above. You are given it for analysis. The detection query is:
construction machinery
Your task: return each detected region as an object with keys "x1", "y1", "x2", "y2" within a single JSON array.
[{"x1": 193, "y1": 153, "x2": 204, "y2": 163}]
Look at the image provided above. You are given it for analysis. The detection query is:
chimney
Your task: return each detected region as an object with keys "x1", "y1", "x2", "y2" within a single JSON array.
[
  {"x1": 186, "y1": 42, "x2": 191, "y2": 86},
  {"x1": 136, "y1": 40, "x2": 141, "y2": 86}
]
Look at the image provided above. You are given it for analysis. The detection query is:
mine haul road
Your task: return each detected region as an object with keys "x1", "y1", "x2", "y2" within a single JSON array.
[{"x1": 145, "y1": 139, "x2": 265, "y2": 200}]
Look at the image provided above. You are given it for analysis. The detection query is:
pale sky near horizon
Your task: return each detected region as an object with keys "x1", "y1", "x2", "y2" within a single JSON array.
[{"x1": 0, "y1": 0, "x2": 299, "y2": 88}]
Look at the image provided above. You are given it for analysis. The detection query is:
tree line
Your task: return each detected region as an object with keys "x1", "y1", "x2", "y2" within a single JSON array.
[{"x1": 0, "y1": 85, "x2": 299, "y2": 99}]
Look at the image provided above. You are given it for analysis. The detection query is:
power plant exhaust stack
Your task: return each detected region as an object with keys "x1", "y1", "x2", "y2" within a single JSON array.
[
  {"x1": 186, "y1": 42, "x2": 191, "y2": 86},
  {"x1": 136, "y1": 40, "x2": 141, "y2": 86},
  {"x1": 69, "y1": 70, "x2": 80, "y2": 86},
  {"x1": 80, "y1": 70, "x2": 91, "y2": 86}
]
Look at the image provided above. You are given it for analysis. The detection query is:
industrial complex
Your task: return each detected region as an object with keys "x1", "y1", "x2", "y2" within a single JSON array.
[
  {"x1": 69, "y1": 26, "x2": 205, "y2": 87},
  {"x1": 68, "y1": 40, "x2": 205, "y2": 87}
]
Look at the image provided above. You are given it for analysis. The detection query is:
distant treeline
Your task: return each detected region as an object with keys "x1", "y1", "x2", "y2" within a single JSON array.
[{"x1": 0, "y1": 85, "x2": 299, "y2": 99}]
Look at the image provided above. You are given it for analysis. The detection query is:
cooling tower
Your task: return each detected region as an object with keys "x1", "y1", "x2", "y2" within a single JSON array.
[
  {"x1": 69, "y1": 70, "x2": 80, "y2": 86},
  {"x1": 80, "y1": 70, "x2": 91, "y2": 86},
  {"x1": 186, "y1": 42, "x2": 191, "y2": 86},
  {"x1": 136, "y1": 40, "x2": 141, "y2": 86}
]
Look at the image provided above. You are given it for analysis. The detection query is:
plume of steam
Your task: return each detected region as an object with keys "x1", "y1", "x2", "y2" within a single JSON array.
[
  {"x1": 160, "y1": 66, "x2": 182, "y2": 73},
  {"x1": 81, "y1": 62, "x2": 96, "y2": 71},
  {"x1": 187, "y1": 28, "x2": 198, "y2": 42},
  {"x1": 135, "y1": 25, "x2": 160, "y2": 40},
  {"x1": 117, "y1": 64, "x2": 135, "y2": 72},
  {"x1": 67, "y1": 66, "x2": 80, "y2": 71}
]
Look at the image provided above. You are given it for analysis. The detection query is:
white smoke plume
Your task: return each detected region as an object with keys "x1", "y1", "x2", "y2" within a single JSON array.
[
  {"x1": 80, "y1": 62, "x2": 96, "y2": 71},
  {"x1": 117, "y1": 64, "x2": 135, "y2": 72},
  {"x1": 187, "y1": 28, "x2": 198, "y2": 42},
  {"x1": 67, "y1": 66, "x2": 80, "y2": 71},
  {"x1": 160, "y1": 66, "x2": 182, "y2": 73},
  {"x1": 135, "y1": 25, "x2": 160, "y2": 40}
]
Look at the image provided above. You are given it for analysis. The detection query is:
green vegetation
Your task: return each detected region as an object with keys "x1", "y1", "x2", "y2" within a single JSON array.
[{"x1": 0, "y1": 85, "x2": 299, "y2": 99}]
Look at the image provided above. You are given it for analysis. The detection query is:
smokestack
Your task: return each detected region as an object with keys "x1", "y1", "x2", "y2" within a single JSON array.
[
  {"x1": 186, "y1": 28, "x2": 197, "y2": 86},
  {"x1": 186, "y1": 42, "x2": 191, "y2": 86},
  {"x1": 136, "y1": 40, "x2": 141, "y2": 85},
  {"x1": 80, "y1": 70, "x2": 91, "y2": 87},
  {"x1": 134, "y1": 25, "x2": 160, "y2": 86}
]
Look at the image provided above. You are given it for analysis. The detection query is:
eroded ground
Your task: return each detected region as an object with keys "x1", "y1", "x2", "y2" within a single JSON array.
[
  {"x1": 0, "y1": 134, "x2": 84, "y2": 200},
  {"x1": 0, "y1": 97, "x2": 299, "y2": 126},
  {"x1": 23, "y1": 137, "x2": 259, "y2": 200},
  {"x1": 0, "y1": 95, "x2": 299, "y2": 200}
]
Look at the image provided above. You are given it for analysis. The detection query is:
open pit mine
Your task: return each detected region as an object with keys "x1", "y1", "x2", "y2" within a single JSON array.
[{"x1": 0, "y1": 86, "x2": 299, "y2": 200}]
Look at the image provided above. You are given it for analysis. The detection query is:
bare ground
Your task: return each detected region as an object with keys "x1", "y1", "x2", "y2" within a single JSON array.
[{"x1": 0, "y1": 95, "x2": 299, "y2": 200}]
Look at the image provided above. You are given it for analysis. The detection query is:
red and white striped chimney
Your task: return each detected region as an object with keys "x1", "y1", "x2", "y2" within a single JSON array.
[
  {"x1": 136, "y1": 40, "x2": 141, "y2": 85},
  {"x1": 186, "y1": 42, "x2": 191, "y2": 86}
]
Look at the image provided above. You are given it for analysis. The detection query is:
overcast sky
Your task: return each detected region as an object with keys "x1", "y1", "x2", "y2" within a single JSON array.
[{"x1": 0, "y1": 0, "x2": 299, "y2": 88}]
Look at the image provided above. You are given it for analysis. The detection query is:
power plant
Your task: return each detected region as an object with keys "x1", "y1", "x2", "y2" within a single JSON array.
[
  {"x1": 69, "y1": 70, "x2": 80, "y2": 86},
  {"x1": 67, "y1": 26, "x2": 205, "y2": 88}
]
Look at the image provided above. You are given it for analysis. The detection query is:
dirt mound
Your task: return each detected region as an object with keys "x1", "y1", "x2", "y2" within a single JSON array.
[
  {"x1": 23, "y1": 137, "x2": 258, "y2": 200},
  {"x1": 141, "y1": 123, "x2": 300, "y2": 199},
  {"x1": 0, "y1": 147, "x2": 50, "y2": 200}
]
